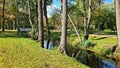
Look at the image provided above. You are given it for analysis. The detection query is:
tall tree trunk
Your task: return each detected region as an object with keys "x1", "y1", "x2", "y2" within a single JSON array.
[
  {"x1": 115, "y1": 0, "x2": 120, "y2": 51},
  {"x1": 44, "y1": 0, "x2": 50, "y2": 49},
  {"x1": 16, "y1": 17, "x2": 20, "y2": 34},
  {"x1": 27, "y1": 0, "x2": 34, "y2": 39},
  {"x1": 59, "y1": 0, "x2": 67, "y2": 53},
  {"x1": 86, "y1": 0, "x2": 92, "y2": 40},
  {"x1": 84, "y1": 0, "x2": 91, "y2": 40},
  {"x1": 68, "y1": 14, "x2": 82, "y2": 41},
  {"x1": 97, "y1": 0, "x2": 101, "y2": 35},
  {"x1": 83, "y1": 0, "x2": 87, "y2": 40},
  {"x1": 2, "y1": 0, "x2": 6, "y2": 32},
  {"x1": 13, "y1": 20, "x2": 15, "y2": 30},
  {"x1": 38, "y1": 0, "x2": 44, "y2": 47}
]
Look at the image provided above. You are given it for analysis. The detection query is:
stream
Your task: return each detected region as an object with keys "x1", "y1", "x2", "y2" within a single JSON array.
[
  {"x1": 43, "y1": 40, "x2": 53, "y2": 49},
  {"x1": 43, "y1": 40, "x2": 120, "y2": 68},
  {"x1": 75, "y1": 50, "x2": 120, "y2": 68}
]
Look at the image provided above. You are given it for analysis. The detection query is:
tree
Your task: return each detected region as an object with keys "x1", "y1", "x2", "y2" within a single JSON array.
[
  {"x1": 49, "y1": 8, "x2": 61, "y2": 29},
  {"x1": 115, "y1": 0, "x2": 120, "y2": 51},
  {"x1": 83, "y1": 0, "x2": 87, "y2": 40},
  {"x1": 0, "y1": 2, "x2": 2, "y2": 27},
  {"x1": 9, "y1": 0, "x2": 21, "y2": 33},
  {"x1": 38, "y1": 0, "x2": 44, "y2": 47},
  {"x1": 2, "y1": 0, "x2": 6, "y2": 32},
  {"x1": 59, "y1": 0, "x2": 67, "y2": 53},
  {"x1": 43, "y1": 0, "x2": 52, "y2": 49},
  {"x1": 68, "y1": 0, "x2": 83, "y2": 30},
  {"x1": 83, "y1": 0, "x2": 92, "y2": 40},
  {"x1": 97, "y1": 0, "x2": 102, "y2": 35},
  {"x1": 27, "y1": 0, "x2": 35, "y2": 39}
]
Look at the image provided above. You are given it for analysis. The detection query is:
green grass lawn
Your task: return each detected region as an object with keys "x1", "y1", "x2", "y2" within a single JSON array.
[
  {"x1": 89, "y1": 35, "x2": 117, "y2": 55},
  {"x1": 67, "y1": 34, "x2": 117, "y2": 54},
  {"x1": 65, "y1": 30, "x2": 120, "y2": 59},
  {"x1": 0, "y1": 31, "x2": 88, "y2": 68}
]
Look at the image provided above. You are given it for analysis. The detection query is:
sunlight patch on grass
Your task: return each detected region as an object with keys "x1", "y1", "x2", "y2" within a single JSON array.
[{"x1": 90, "y1": 36, "x2": 117, "y2": 46}]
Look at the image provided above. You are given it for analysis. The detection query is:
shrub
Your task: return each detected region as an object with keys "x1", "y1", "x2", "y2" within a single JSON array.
[{"x1": 93, "y1": 45, "x2": 112, "y2": 55}]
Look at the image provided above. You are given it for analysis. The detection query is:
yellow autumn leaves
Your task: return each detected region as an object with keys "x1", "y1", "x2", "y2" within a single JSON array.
[{"x1": 0, "y1": 2, "x2": 15, "y2": 23}]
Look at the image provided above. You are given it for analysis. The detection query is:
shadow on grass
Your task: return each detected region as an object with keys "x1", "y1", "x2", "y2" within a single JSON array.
[
  {"x1": 0, "y1": 31, "x2": 28, "y2": 38},
  {"x1": 100, "y1": 31, "x2": 117, "y2": 35},
  {"x1": 91, "y1": 37, "x2": 108, "y2": 40},
  {"x1": 90, "y1": 35, "x2": 109, "y2": 40}
]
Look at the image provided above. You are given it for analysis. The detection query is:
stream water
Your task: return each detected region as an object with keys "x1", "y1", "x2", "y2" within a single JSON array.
[
  {"x1": 76, "y1": 50, "x2": 120, "y2": 68},
  {"x1": 43, "y1": 40, "x2": 120, "y2": 68},
  {"x1": 43, "y1": 40, "x2": 53, "y2": 49}
]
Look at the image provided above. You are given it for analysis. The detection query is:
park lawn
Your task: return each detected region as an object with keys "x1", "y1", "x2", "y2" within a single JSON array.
[
  {"x1": 89, "y1": 35, "x2": 117, "y2": 55},
  {"x1": 67, "y1": 33, "x2": 117, "y2": 46},
  {"x1": 67, "y1": 33, "x2": 118, "y2": 56},
  {"x1": 0, "y1": 31, "x2": 88, "y2": 68}
]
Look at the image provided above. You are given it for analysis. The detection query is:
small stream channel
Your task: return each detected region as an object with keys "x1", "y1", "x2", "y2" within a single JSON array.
[
  {"x1": 43, "y1": 40, "x2": 120, "y2": 68},
  {"x1": 43, "y1": 40, "x2": 53, "y2": 49},
  {"x1": 75, "y1": 50, "x2": 120, "y2": 68}
]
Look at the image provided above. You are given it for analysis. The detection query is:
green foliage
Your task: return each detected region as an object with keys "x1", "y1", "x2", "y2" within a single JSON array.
[
  {"x1": 50, "y1": 30, "x2": 61, "y2": 40},
  {"x1": 46, "y1": 0, "x2": 53, "y2": 5},
  {"x1": 93, "y1": 45, "x2": 112, "y2": 55},
  {"x1": 80, "y1": 40, "x2": 91, "y2": 47},
  {"x1": 92, "y1": 3, "x2": 115, "y2": 30}
]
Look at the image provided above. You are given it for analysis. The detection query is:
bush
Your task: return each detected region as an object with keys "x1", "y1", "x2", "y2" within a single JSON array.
[
  {"x1": 93, "y1": 45, "x2": 112, "y2": 55},
  {"x1": 80, "y1": 40, "x2": 91, "y2": 47}
]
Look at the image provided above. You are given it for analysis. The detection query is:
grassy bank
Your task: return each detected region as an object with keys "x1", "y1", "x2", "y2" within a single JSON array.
[
  {"x1": 67, "y1": 32, "x2": 120, "y2": 60},
  {"x1": 0, "y1": 31, "x2": 88, "y2": 68}
]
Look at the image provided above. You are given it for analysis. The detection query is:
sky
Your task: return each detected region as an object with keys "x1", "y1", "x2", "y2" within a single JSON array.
[
  {"x1": 47, "y1": 0, "x2": 113, "y2": 17},
  {"x1": 47, "y1": 0, "x2": 61, "y2": 17},
  {"x1": 105, "y1": 0, "x2": 113, "y2": 3}
]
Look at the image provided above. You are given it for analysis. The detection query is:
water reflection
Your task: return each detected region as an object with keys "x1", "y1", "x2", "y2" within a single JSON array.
[
  {"x1": 43, "y1": 39, "x2": 60, "y2": 49},
  {"x1": 43, "y1": 40, "x2": 53, "y2": 49},
  {"x1": 103, "y1": 61, "x2": 116, "y2": 68},
  {"x1": 43, "y1": 41, "x2": 120, "y2": 68},
  {"x1": 77, "y1": 50, "x2": 119, "y2": 68}
]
